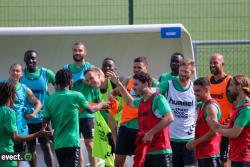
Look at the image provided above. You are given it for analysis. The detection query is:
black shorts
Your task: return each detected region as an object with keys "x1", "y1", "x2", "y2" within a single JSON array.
[
  {"x1": 231, "y1": 161, "x2": 250, "y2": 167},
  {"x1": 198, "y1": 157, "x2": 221, "y2": 167},
  {"x1": 115, "y1": 125, "x2": 138, "y2": 155},
  {"x1": 145, "y1": 153, "x2": 173, "y2": 167},
  {"x1": 220, "y1": 136, "x2": 230, "y2": 161},
  {"x1": 27, "y1": 123, "x2": 49, "y2": 145},
  {"x1": 14, "y1": 142, "x2": 26, "y2": 153},
  {"x1": 79, "y1": 118, "x2": 94, "y2": 139},
  {"x1": 55, "y1": 147, "x2": 80, "y2": 167},
  {"x1": 171, "y1": 141, "x2": 197, "y2": 166}
]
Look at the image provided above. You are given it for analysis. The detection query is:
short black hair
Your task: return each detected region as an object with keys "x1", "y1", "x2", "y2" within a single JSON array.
[
  {"x1": 103, "y1": 57, "x2": 116, "y2": 64},
  {"x1": 134, "y1": 56, "x2": 148, "y2": 66},
  {"x1": 171, "y1": 52, "x2": 184, "y2": 59},
  {"x1": 133, "y1": 71, "x2": 152, "y2": 86},
  {"x1": 24, "y1": 50, "x2": 37, "y2": 60},
  {"x1": 0, "y1": 82, "x2": 16, "y2": 106},
  {"x1": 194, "y1": 77, "x2": 210, "y2": 87},
  {"x1": 55, "y1": 69, "x2": 72, "y2": 88},
  {"x1": 73, "y1": 42, "x2": 85, "y2": 47}
]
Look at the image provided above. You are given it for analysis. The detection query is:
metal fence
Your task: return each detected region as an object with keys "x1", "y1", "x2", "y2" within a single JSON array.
[
  {"x1": 1, "y1": 1, "x2": 250, "y2": 77},
  {"x1": 193, "y1": 40, "x2": 250, "y2": 78}
]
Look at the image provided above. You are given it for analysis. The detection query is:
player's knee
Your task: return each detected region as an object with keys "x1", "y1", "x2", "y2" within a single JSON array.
[
  {"x1": 84, "y1": 140, "x2": 93, "y2": 151},
  {"x1": 40, "y1": 143, "x2": 51, "y2": 153},
  {"x1": 114, "y1": 155, "x2": 126, "y2": 167},
  {"x1": 115, "y1": 160, "x2": 124, "y2": 167}
]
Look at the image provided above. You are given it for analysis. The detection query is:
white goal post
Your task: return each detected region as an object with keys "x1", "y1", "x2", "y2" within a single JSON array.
[{"x1": 0, "y1": 24, "x2": 195, "y2": 79}]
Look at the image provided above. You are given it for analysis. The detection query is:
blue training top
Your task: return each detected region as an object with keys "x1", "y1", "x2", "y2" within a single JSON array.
[
  {"x1": 63, "y1": 62, "x2": 92, "y2": 87},
  {"x1": 20, "y1": 67, "x2": 48, "y2": 123}
]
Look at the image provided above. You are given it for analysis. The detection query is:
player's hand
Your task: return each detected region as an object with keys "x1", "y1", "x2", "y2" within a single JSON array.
[
  {"x1": 38, "y1": 129, "x2": 53, "y2": 138},
  {"x1": 106, "y1": 71, "x2": 119, "y2": 85},
  {"x1": 98, "y1": 101, "x2": 110, "y2": 110},
  {"x1": 186, "y1": 140, "x2": 196, "y2": 150},
  {"x1": 41, "y1": 123, "x2": 54, "y2": 142},
  {"x1": 142, "y1": 132, "x2": 153, "y2": 143},
  {"x1": 24, "y1": 113, "x2": 35, "y2": 119}
]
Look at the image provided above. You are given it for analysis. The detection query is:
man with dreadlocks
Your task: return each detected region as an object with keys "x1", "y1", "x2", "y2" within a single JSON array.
[
  {"x1": 0, "y1": 82, "x2": 51, "y2": 167},
  {"x1": 42, "y1": 69, "x2": 109, "y2": 167}
]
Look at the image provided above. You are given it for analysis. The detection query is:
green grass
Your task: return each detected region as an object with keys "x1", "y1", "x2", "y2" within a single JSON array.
[
  {"x1": 0, "y1": 0, "x2": 249, "y2": 40},
  {"x1": 134, "y1": 0, "x2": 250, "y2": 40}
]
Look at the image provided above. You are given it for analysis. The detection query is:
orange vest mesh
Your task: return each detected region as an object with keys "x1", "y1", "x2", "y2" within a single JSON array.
[
  {"x1": 208, "y1": 75, "x2": 234, "y2": 125},
  {"x1": 120, "y1": 77, "x2": 138, "y2": 124}
]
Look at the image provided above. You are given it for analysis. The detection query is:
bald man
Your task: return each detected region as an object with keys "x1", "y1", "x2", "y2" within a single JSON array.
[{"x1": 208, "y1": 53, "x2": 234, "y2": 167}]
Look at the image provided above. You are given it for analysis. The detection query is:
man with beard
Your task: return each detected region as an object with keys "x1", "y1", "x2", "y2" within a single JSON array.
[
  {"x1": 208, "y1": 53, "x2": 234, "y2": 167},
  {"x1": 20, "y1": 50, "x2": 55, "y2": 167},
  {"x1": 110, "y1": 57, "x2": 158, "y2": 167},
  {"x1": 159, "y1": 52, "x2": 184, "y2": 83},
  {"x1": 63, "y1": 42, "x2": 94, "y2": 167},
  {"x1": 186, "y1": 77, "x2": 222, "y2": 167},
  {"x1": 108, "y1": 71, "x2": 174, "y2": 167},
  {"x1": 64, "y1": 42, "x2": 92, "y2": 88},
  {"x1": 208, "y1": 75, "x2": 250, "y2": 167},
  {"x1": 158, "y1": 58, "x2": 197, "y2": 167}
]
